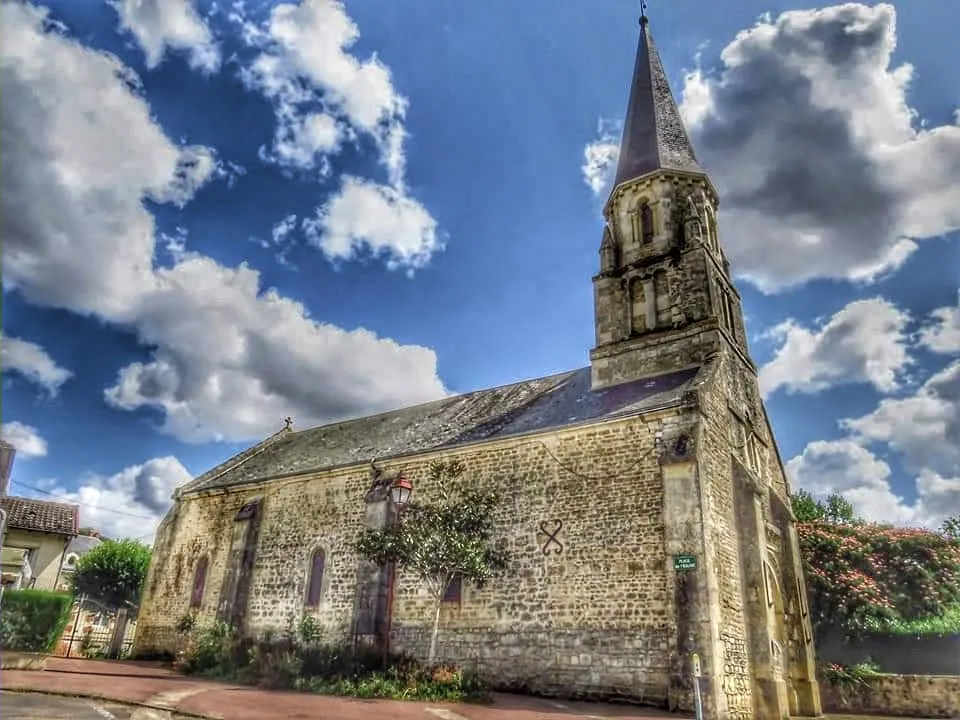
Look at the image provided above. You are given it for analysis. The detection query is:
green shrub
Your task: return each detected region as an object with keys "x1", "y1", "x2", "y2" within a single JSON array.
[
  {"x1": 866, "y1": 601, "x2": 960, "y2": 636},
  {"x1": 0, "y1": 589, "x2": 74, "y2": 652},
  {"x1": 174, "y1": 619, "x2": 489, "y2": 702},
  {"x1": 820, "y1": 659, "x2": 882, "y2": 690}
]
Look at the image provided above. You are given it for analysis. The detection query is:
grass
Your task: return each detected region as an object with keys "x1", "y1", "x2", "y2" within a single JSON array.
[{"x1": 865, "y1": 602, "x2": 960, "y2": 636}]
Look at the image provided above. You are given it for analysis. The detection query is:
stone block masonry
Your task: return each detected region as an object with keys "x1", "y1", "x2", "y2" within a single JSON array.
[
  {"x1": 136, "y1": 409, "x2": 699, "y2": 706},
  {"x1": 820, "y1": 674, "x2": 960, "y2": 718}
]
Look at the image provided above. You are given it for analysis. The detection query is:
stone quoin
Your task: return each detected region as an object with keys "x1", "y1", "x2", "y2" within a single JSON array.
[{"x1": 133, "y1": 13, "x2": 822, "y2": 720}]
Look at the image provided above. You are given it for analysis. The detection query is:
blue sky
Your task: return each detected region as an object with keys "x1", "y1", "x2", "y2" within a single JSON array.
[{"x1": 1, "y1": 0, "x2": 957, "y2": 540}]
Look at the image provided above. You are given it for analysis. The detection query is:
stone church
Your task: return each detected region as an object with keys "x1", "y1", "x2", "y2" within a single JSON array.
[{"x1": 134, "y1": 15, "x2": 821, "y2": 720}]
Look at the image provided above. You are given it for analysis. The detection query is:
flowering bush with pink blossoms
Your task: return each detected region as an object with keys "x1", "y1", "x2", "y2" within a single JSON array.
[{"x1": 797, "y1": 519, "x2": 960, "y2": 638}]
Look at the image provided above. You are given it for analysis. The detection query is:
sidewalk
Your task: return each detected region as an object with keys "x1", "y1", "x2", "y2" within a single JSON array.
[{"x1": 1, "y1": 657, "x2": 689, "y2": 720}]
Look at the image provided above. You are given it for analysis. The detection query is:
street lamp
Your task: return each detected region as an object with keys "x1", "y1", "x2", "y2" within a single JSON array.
[
  {"x1": 389, "y1": 473, "x2": 413, "y2": 507},
  {"x1": 382, "y1": 472, "x2": 412, "y2": 668}
]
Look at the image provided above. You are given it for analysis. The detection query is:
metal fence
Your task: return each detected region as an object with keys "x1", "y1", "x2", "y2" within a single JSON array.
[{"x1": 55, "y1": 597, "x2": 137, "y2": 659}]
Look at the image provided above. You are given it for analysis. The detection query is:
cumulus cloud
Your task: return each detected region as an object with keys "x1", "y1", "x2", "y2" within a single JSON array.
[
  {"x1": 920, "y1": 304, "x2": 960, "y2": 355},
  {"x1": 264, "y1": 110, "x2": 343, "y2": 171},
  {"x1": 788, "y1": 360, "x2": 960, "y2": 528},
  {"x1": 685, "y1": 4, "x2": 960, "y2": 291},
  {"x1": 0, "y1": 422, "x2": 48, "y2": 459},
  {"x1": 44, "y1": 456, "x2": 193, "y2": 542},
  {"x1": 581, "y1": 119, "x2": 619, "y2": 196},
  {"x1": 786, "y1": 440, "x2": 958, "y2": 527},
  {"x1": 303, "y1": 176, "x2": 442, "y2": 272},
  {"x1": 842, "y1": 361, "x2": 960, "y2": 478},
  {"x1": 1, "y1": 2, "x2": 447, "y2": 444},
  {"x1": 759, "y1": 298, "x2": 912, "y2": 398},
  {"x1": 1, "y1": 1, "x2": 217, "y2": 318},
  {"x1": 112, "y1": 0, "x2": 220, "y2": 73},
  {"x1": 103, "y1": 255, "x2": 445, "y2": 442},
  {"x1": 0, "y1": 335, "x2": 72, "y2": 395},
  {"x1": 238, "y1": 0, "x2": 439, "y2": 270},
  {"x1": 584, "y1": 4, "x2": 960, "y2": 292}
]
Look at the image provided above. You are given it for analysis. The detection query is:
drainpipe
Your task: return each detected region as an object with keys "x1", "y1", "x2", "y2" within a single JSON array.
[
  {"x1": 52, "y1": 535, "x2": 71, "y2": 593},
  {"x1": 0, "y1": 508, "x2": 7, "y2": 610}
]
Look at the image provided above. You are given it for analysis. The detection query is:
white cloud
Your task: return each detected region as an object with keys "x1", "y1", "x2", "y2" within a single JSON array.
[
  {"x1": 0, "y1": 335, "x2": 72, "y2": 395},
  {"x1": 0, "y1": 422, "x2": 48, "y2": 459},
  {"x1": 1, "y1": 1, "x2": 217, "y2": 319},
  {"x1": 266, "y1": 110, "x2": 342, "y2": 171},
  {"x1": 103, "y1": 255, "x2": 446, "y2": 442},
  {"x1": 304, "y1": 176, "x2": 441, "y2": 272},
  {"x1": 254, "y1": 0, "x2": 405, "y2": 139},
  {"x1": 45, "y1": 456, "x2": 192, "y2": 542},
  {"x1": 920, "y1": 304, "x2": 960, "y2": 355},
  {"x1": 842, "y1": 361, "x2": 960, "y2": 479},
  {"x1": 238, "y1": 0, "x2": 440, "y2": 270},
  {"x1": 581, "y1": 119, "x2": 619, "y2": 196},
  {"x1": 112, "y1": 0, "x2": 220, "y2": 73},
  {"x1": 2, "y1": 2, "x2": 447, "y2": 444},
  {"x1": 786, "y1": 440, "x2": 958, "y2": 527},
  {"x1": 682, "y1": 4, "x2": 960, "y2": 291},
  {"x1": 759, "y1": 298, "x2": 912, "y2": 398},
  {"x1": 585, "y1": 4, "x2": 960, "y2": 292}
]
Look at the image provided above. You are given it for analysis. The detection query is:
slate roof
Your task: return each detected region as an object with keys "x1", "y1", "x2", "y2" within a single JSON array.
[
  {"x1": 66, "y1": 534, "x2": 102, "y2": 556},
  {"x1": 0, "y1": 496, "x2": 78, "y2": 536},
  {"x1": 613, "y1": 16, "x2": 703, "y2": 189},
  {"x1": 183, "y1": 365, "x2": 701, "y2": 494}
]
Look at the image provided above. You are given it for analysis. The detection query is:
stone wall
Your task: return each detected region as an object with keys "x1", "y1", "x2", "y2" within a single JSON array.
[
  {"x1": 694, "y1": 347, "x2": 821, "y2": 719},
  {"x1": 820, "y1": 674, "x2": 960, "y2": 718},
  {"x1": 135, "y1": 408, "x2": 697, "y2": 707}
]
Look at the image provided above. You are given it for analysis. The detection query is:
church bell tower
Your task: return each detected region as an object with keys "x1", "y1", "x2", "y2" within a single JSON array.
[{"x1": 590, "y1": 14, "x2": 750, "y2": 390}]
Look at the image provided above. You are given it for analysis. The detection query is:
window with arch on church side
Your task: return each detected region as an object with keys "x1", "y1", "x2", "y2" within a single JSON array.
[
  {"x1": 640, "y1": 203, "x2": 654, "y2": 243},
  {"x1": 190, "y1": 556, "x2": 208, "y2": 609},
  {"x1": 305, "y1": 548, "x2": 325, "y2": 607},
  {"x1": 443, "y1": 575, "x2": 462, "y2": 604},
  {"x1": 630, "y1": 278, "x2": 647, "y2": 334},
  {"x1": 653, "y1": 271, "x2": 671, "y2": 327}
]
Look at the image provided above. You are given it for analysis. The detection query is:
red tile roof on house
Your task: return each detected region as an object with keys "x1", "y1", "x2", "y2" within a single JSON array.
[{"x1": 0, "y1": 496, "x2": 79, "y2": 536}]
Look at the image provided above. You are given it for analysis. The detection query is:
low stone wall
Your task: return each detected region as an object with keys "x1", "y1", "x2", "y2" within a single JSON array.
[
  {"x1": 821, "y1": 674, "x2": 960, "y2": 718},
  {"x1": 1, "y1": 651, "x2": 48, "y2": 670},
  {"x1": 391, "y1": 624, "x2": 673, "y2": 706},
  {"x1": 130, "y1": 624, "x2": 181, "y2": 659}
]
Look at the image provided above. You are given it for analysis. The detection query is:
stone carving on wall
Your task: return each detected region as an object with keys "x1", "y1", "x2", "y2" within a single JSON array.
[
  {"x1": 538, "y1": 519, "x2": 564, "y2": 556},
  {"x1": 720, "y1": 630, "x2": 752, "y2": 720},
  {"x1": 658, "y1": 433, "x2": 694, "y2": 465},
  {"x1": 674, "y1": 191, "x2": 704, "y2": 249}
]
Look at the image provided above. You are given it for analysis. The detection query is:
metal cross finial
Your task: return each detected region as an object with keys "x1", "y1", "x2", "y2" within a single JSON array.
[
  {"x1": 640, "y1": 0, "x2": 649, "y2": 23},
  {"x1": 283, "y1": 416, "x2": 293, "y2": 430}
]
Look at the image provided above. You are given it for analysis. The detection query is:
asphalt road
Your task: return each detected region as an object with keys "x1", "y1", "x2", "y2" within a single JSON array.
[{"x1": 0, "y1": 691, "x2": 187, "y2": 720}]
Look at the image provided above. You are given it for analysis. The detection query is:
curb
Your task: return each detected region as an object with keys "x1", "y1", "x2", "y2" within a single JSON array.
[{"x1": 0, "y1": 687, "x2": 215, "y2": 719}]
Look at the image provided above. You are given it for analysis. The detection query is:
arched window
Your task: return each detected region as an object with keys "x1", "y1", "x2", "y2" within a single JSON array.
[
  {"x1": 653, "y1": 271, "x2": 671, "y2": 327},
  {"x1": 630, "y1": 278, "x2": 647, "y2": 334},
  {"x1": 190, "y1": 556, "x2": 208, "y2": 609},
  {"x1": 640, "y1": 203, "x2": 654, "y2": 243},
  {"x1": 305, "y1": 548, "x2": 325, "y2": 607},
  {"x1": 443, "y1": 575, "x2": 462, "y2": 604}
]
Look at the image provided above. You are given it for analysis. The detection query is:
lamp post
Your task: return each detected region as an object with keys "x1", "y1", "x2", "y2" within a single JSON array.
[{"x1": 382, "y1": 472, "x2": 413, "y2": 668}]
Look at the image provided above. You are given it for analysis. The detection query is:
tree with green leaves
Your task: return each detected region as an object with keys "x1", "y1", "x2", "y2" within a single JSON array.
[
  {"x1": 791, "y1": 489, "x2": 859, "y2": 525},
  {"x1": 72, "y1": 538, "x2": 152, "y2": 612},
  {"x1": 942, "y1": 515, "x2": 960, "y2": 541},
  {"x1": 354, "y1": 460, "x2": 509, "y2": 665}
]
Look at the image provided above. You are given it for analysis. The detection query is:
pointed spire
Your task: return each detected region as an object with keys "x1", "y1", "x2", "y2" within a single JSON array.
[{"x1": 612, "y1": 13, "x2": 703, "y2": 190}]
